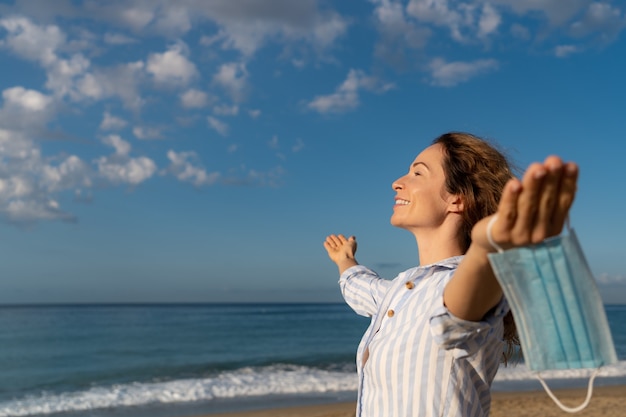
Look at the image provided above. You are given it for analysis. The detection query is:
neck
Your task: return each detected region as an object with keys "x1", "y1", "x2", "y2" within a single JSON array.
[{"x1": 411, "y1": 225, "x2": 465, "y2": 266}]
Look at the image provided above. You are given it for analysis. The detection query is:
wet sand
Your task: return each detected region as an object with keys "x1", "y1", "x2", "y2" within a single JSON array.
[{"x1": 203, "y1": 385, "x2": 625, "y2": 417}]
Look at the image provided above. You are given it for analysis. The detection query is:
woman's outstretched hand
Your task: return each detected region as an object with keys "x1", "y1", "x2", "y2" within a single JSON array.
[
  {"x1": 473, "y1": 155, "x2": 579, "y2": 252},
  {"x1": 324, "y1": 234, "x2": 359, "y2": 275}
]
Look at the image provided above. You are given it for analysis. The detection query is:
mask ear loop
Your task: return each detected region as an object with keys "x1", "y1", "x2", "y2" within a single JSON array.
[
  {"x1": 536, "y1": 369, "x2": 599, "y2": 413},
  {"x1": 486, "y1": 215, "x2": 504, "y2": 253}
]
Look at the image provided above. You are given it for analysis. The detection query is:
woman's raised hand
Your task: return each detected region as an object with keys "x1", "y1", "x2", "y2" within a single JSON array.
[
  {"x1": 323, "y1": 234, "x2": 359, "y2": 274},
  {"x1": 473, "y1": 155, "x2": 579, "y2": 252}
]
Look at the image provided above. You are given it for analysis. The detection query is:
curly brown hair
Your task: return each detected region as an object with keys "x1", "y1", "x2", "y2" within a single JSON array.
[{"x1": 433, "y1": 132, "x2": 520, "y2": 363}]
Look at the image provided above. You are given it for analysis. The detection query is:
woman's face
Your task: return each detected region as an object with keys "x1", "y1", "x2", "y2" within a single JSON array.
[{"x1": 390, "y1": 143, "x2": 455, "y2": 231}]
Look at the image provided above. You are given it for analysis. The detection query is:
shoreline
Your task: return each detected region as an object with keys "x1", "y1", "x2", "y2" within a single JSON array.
[{"x1": 201, "y1": 385, "x2": 625, "y2": 417}]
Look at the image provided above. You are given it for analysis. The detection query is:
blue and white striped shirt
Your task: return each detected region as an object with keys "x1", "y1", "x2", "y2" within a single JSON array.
[{"x1": 340, "y1": 257, "x2": 508, "y2": 417}]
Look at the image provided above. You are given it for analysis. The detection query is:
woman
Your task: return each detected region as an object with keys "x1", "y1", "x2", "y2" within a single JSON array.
[{"x1": 323, "y1": 132, "x2": 578, "y2": 417}]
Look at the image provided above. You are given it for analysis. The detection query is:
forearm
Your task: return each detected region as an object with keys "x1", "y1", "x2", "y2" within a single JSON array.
[
  {"x1": 443, "y1": 244, "x2": 503, "y2": 321},
  {"x1": 335, "y1": 257, "x2": 358, "y2": 275}
]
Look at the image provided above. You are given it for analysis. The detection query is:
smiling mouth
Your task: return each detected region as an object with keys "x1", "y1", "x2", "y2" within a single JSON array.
[{"x1": 395, "y1": 199, "x2": 410, "y2": 206}]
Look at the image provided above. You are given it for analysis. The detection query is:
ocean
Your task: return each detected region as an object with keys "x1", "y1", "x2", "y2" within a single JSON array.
[{"x1": 0, "y1": 303, "x2": 625, "y2": 417}]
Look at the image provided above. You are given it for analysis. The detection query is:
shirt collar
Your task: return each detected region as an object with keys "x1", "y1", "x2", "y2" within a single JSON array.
[{"x1": 419, "y1": 255, "x2": 464, "y2": 269}]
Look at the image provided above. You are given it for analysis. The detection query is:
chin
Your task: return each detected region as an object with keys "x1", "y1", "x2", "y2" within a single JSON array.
[{"x1": 390, "y1": 216, "x2": 404, "y2": 229}]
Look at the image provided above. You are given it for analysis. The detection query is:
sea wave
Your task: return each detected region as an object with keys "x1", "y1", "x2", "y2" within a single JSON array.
[
  {"x1": 0, "y1": 364, "x2": 357, "y2": 417},
  {"x1": 494, "y1": 360, "x2": 626, "y2": 381},
  {"x1": 2, "y1": 361, "x2": 625, "y2": 417}
]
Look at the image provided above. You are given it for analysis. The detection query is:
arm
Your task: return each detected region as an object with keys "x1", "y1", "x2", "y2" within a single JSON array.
[
  {"x1": 324, "y1": 234, "x2": 394, "y2": 316},
  {"x1": 444, "y1": 156, "x2": 579, "y2": 321}
]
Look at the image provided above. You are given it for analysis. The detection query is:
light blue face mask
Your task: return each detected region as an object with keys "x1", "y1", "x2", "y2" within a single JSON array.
[{"x1": 486, "y1": 216, "x2": 618, "y2": 413}]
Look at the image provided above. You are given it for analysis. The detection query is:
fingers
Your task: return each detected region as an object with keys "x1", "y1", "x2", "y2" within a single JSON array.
[
  {"x1": 551, "y1": 162, "x2": 578, "y2": 230},
  {"x1": 323, "y1": 234, "x2": 356, "y2": 250},
  {"x1": 495, "y1": 155, "x2": 578, "y2": 248},
  {"x1": 533, "y1": 157, "x2": 564, "y2": 240},
  {"x1": 512, "y1": 162, "x2": 546, "y2": 242},
  {"x1": 325, "y1": 234, "x2": 347, "y2": 246},
  {"x1": 497, "y1": 179, "x2": 522, "y2": 231}
]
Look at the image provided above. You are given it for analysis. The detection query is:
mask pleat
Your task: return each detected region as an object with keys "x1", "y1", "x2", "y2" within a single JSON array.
[{"x1": 549, "y1": 238, "x2": 591, "y2": 368}]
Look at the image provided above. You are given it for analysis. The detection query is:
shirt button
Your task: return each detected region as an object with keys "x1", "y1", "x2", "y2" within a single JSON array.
[
  {"x1": 405, "y1": 281, "x2": 414, "y2": 290},
  {"x1": 387, "y1": 309, "x2": 395, "y2": 318}
]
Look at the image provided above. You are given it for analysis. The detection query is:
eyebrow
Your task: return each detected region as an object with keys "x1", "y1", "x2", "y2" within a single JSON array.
[{"x1": 411, "y1": 161, "x2": 429, "y2": 170}]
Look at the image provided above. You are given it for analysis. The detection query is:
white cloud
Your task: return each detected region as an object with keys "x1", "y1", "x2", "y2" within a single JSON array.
[
  {"x1": 248, "y1": 109, "x2": 261, "y2": 118},
  {"x1": 195, "y1": 1, "x2": 348, "y2": 56},
  {"x1": 0, "y1": 87, "x2": 55, "y2": 132},
  {"x1": 180, "y1": 89, "x2": 209, "y2": 108},
  {"x1": 245, "y1": 165, "x2": 286, "y2": 187},
  {"x1": 555, "y1": 44, "x2": 581, "y2": 58},
  {"x1": 213, "y1": 104, "x2": 239, "y2": 116},
  {"x1": 0, "y1": 174, "x2": 35, "y2": 201},
  {"x1": 510, "y1": 23, "x2": 531, "y2": 40},
  {"x1": 0, "y1": 16, "x2": 148, "y2": 111},
  {"x1": 164, "y1": 150, "x2": 220, "y2": 186},
  {"x1": 100, "y1": 111, "x2": 128, "y2": 130},
  {"x1": 0, "y1": 127, "x2": 155, "y2": 225},
  {"x1": 207, "y1": 116, "x2": 229, "y2": 136},
  {"x1": 291, "y1": 58, "x2": 306, "y2": 68},
  {"x1": 372, "y1": 0, "x2": 431, "y2": 65},
  {"x1": 119, "y1": 6, "x2": 155, "y2": 31},
  {"x1": 96, "y1": 154, "x2": 157, "y2": 186},
  {"x1": 0, "y1": 128, "x2": 89, "y2": 224},
  {"x1": 45, "y1": 53, "x2": 92, "y2": 99},
  {"x1": 146, "y1": 43, "x2": 197, "y2": 86},
  {"x1": 152, "y1": 6, "x2": 193, "y2": 36},
  {"x1": 570, "y1": 2, "x2": 625, "y2": 40},
  {"x1": 213, "y1": 62, "x2": 248, "y2": 102},
  {"x1": 478, "y1": 3, "x2": 501, "y2": 38},
  {"x1": 268, "y1": 135, "x2": 279, "y2": 149},
  {"x1": 388, "y1": 0, "x2": 624, "y2": 56},
  {"x1": 40, "y1": 1, "x2": 348, "y2": 57},
  {"x1": 406, "y1": 0, "x2": 468, "y2": 42},
  {"x1": 307, "y1": 69, "x2": 395, "y2": 114},
  {"x1": 75, "y1": 61, "x2": 145, "y2": 109},
  {"x1": 310, "y1": 10, "x2": 348, "y2": 48},
  {"x1": 428, "y1": 58, "x2": 499, "y2": 87},
  {"x1": 596, "y1": 273, "x2": 626, "y2": 285},
  {"x1": 3, "y1": 199, "x2": 75, "y2": 223},
  {"x1": 596, "y1": 273, "x2": 626, "y2": 303},
  {"x1": 490, "y1": 0, "x2": 588, "y2": 26},
  {"x1": 104, "y1": 32, "x2": 138, "y2": 45},
  {"x1": 0, "y1": 16, "x2": 65, "y2": 65},
  {"x1": 2, "y1": 87, "x2": 52, "y2": 112},
  {"x1": 41, "y1": 155, "x2": 92, "y2": 192},
  {"x1": 102, "y1": 134, "x2": 131, "y2": 156},
  {"x1": 292, "y1": 138, "x2": 304, "y2": 153},
  {"x1": 132, "y1": 126, "x2": 163, "y2": 140}
]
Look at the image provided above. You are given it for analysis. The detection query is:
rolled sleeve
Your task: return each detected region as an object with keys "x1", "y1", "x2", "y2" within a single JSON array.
[{"x1": 429, "y1": 296, "x2": 509, "y2": 359}]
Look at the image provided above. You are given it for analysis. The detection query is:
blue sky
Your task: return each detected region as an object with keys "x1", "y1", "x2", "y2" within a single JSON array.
[{"x1": 0, "y1": 0, "x2": 625, "y2": 304}]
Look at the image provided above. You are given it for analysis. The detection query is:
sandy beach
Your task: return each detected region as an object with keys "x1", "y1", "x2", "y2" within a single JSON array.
[{"x1": 204, "y1": 385, "x2": 625, "y2": 417}]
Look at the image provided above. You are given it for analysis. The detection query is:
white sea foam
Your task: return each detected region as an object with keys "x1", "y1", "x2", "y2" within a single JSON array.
[
  {"x1": 1, "y1": 362, "x2": 625, "y2": 417},
  {"x1": 494, "y1": 360, "x2": 626, "y2": 381},
  {"x1": 0, "y1": 365, "x2": 357, "y2": 417}
]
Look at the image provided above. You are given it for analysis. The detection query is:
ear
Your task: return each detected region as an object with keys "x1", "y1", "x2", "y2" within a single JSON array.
[{"x1": 447, "y1": 194, "x2": 464, "y2": 214}]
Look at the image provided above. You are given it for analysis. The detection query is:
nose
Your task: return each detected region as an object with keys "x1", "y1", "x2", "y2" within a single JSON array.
[{"x1": 392, "y1": 176, "x2": 404, "y2": 191}]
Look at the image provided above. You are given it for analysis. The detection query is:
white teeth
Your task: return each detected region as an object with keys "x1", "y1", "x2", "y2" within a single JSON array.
[{"x1": 395, "y1": 199, "x2": 410, "y2": 205}]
